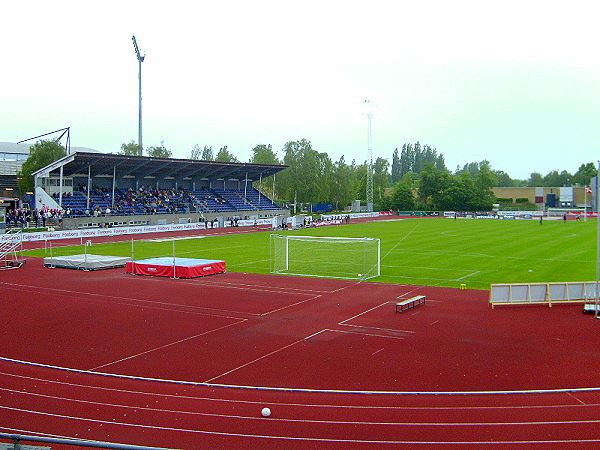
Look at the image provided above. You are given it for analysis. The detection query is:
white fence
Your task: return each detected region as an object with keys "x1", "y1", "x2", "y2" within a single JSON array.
[
  {"x1": 0, "y1": 219, "x2": 278, "y2": 244},
  {"x1": 489, "y1": 281, "x2": 600, "y2": 308}
]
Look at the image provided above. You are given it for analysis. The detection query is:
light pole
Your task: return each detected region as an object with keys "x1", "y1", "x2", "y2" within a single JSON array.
[
  {"x1": 132, "y1": 35, "x2": 145, "y2": 156},
  {"x1": 363, "y1": 99, "x2": 374, "y2": 213}
]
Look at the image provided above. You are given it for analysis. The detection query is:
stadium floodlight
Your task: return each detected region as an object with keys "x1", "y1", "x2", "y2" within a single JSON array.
[
  {"x1": 132, "y1": 34, "x2": 146, "y2": 156},
  {"x1": 363, "y1": 99, "x2": 374, "y2": 212}
]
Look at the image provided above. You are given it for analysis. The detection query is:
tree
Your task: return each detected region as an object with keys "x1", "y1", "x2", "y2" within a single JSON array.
[
  {"x1": 250, "y1": 144, "x2": 280, "y2": 196},
  {"x1": 373, "y1": 157, "x2": 390, "y2": 209},
  {"x1": 573, "y1": 163, "x2": 596, "y2": 186},
  {"x1": 391, "y1": 148, "x2": 400, "y2": 183},
  {"x1": 494, "y1": 170, "x2": 514, "y2": 187},
  {"x1": 201, "y1": 146, "x2": 214, "y2": 161},
  {"x1": 390, "y1": 180, "x2": 415, "y2": 211},
  {"x1": 146, "y1": 141, "x2": 172, "y2": 158},
  {"x1": 215, "y1": 146, "x2": 239, "y2": 162},
  {"x1": 331, "y1": 156, "x2": 353, "y2": 210},
  {"x1": 190, "y1": 144, "x2": 203, "y2": 160},
  {"x1": 418, "y1": 163, "x2": 450, "y2": 209},
  {"x1": 250, "y1": 144, "x2": 279, "y2": 165},
  {"x1": 528, "y1": 172, "x2": 544, "y2": 187},
  {"x1": 119, "y1": 141, "x2": 141, "y2": 156},
  {"x1": 18, "y1": 140, "x2": 66, "y2": 193}
]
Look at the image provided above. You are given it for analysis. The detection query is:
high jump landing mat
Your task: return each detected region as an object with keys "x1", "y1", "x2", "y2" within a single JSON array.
[
  {"x1": 125, "y1": 257, "x2": 226, "y2": 278},
  {"x1": 44, "y1": 254, "x2": 130, "y2": 270}
]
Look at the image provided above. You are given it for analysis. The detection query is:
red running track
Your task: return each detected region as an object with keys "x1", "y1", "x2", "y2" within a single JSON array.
[{"x1": 2, "y1": 255, "x2": 600, "y2": 448}]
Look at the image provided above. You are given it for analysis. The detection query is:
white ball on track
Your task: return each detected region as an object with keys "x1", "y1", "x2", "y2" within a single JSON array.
[{"x1": 261, "y1": 407, "x2": 271, "y2": 417}]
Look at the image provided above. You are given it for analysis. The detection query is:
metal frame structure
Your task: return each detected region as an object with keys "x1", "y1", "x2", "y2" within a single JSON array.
[{"x1": 132, "y1": 35, "x2": 146, "y2": 156}]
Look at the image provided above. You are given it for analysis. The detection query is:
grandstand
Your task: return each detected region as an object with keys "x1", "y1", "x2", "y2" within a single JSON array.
[{"x1": 31, "y1": 152, "x2": 288, "y2": 229}]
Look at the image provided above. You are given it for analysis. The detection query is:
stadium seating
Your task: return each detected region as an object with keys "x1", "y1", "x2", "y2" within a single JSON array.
[{"x1": 57, "y1": 187, "x2": 281, "y2": 217}]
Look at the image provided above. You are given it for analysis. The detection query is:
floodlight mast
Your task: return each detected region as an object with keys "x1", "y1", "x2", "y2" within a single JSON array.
[
  {"x1": 132, "y1": 35, "x2": 145, "y2": 156},
  {"x1": 363, "y1": 99, "x2": 374, "y2": 212}
]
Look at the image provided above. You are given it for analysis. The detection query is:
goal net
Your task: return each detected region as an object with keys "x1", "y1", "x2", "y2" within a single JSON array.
[
  {"x1": 546, "y1": 207, "x2": 586, "y2": 218},
  {"x1": 270, "y1": 234, "x2": 380, "y2": 280}
]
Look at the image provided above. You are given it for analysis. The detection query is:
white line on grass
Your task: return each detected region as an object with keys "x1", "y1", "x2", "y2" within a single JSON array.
[
  {"x1": 456, "y1": 271, "x2": 481, "y2": 281},
  {"x1": 381, "y1": 222, "x2": 422, "y2": 261}
]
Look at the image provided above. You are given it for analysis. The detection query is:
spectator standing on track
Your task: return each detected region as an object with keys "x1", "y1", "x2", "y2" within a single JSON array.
[{"x1": 563, "y1": 213, "x2": 567, "y2": 223}]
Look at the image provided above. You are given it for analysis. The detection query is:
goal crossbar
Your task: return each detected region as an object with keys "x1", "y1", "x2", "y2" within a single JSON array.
[{"x1": 270, "y1": 234, "x2": 380, "y2": 281}]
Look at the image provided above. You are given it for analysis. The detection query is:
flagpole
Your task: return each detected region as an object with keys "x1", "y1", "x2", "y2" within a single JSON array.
[{"x1": 585, "y1": 186, "x2": 588, "y2": 222}]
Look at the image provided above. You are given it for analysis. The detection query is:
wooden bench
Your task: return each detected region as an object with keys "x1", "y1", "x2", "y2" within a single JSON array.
[{"x1": 396, "y1": 295, "x2": 426, "y2": 313}]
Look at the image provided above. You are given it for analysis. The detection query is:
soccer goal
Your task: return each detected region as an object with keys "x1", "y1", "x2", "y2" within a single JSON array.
[
  {"x1": 546, "y1": 207, "x2": 586, "y2": 218},
  {"x1": 270, "y1": 234, "x2": 380, "y2": 280}
]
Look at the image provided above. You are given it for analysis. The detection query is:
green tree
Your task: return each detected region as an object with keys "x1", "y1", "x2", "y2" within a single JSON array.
[
  {"x1": 215, "y1": 146, "x2": 239, "y2": 162},
  {"x1": 190, "y1": 144, "x2": 203, "y2": 160},
  {"x1": 437, "y1": 172, "x2": 476, "y2": 211},
  {"x1": 146, "y1": 141, "x2": 172, "y2": 158},
  {"x1": 373, "y1": 157, "x2": 390, "y2": 209},
  {"x1": 250, "y1": 144, "x2": 279, "y2": 165},
  {"x1": 494, "y1": 170, "x2": 514, "y2": 187},
  {"x1": 391, "y1": 148, "x2": 400, "y2": 183},
  {"x1": 18, "y1": 140, "x2": 66, "y2": 193},
  {"x1": 202, "y1": 145, "x2": 214, "y2": 161},
  {"x1": 573, "y1": 162, "x2": 597, "y2": 186},
  {"x1": 543, "y1": 170, "x2": 571, "y2": 187},
  {"x1": 119, "y1": 141, "x2": 141, "y2": 156},
  {"x1": 390, "y1": 180, "x2": 415, "y2": 211},
  {"x1": 528, "y1": 172, "x2": 544, "y2": 187},
  {"x1": 418, "y1": 163, "x2": 450, "y2": 209},
  {"x1": 250, "y1": 144, "x2": 280, "y2": 197},
  {"x1": 331, "y1": 156, "x2": 353, "y2": 210}
]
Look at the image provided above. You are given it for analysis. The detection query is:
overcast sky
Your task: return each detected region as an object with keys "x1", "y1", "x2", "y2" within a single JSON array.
[{"x1": 2, "y1": 0, "x2": 599, "y2": 179}]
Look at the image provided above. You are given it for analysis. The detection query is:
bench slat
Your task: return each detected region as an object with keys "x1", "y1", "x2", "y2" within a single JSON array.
[{"x1": 396, "y1": 295, "x2": 426, "y2": 313}]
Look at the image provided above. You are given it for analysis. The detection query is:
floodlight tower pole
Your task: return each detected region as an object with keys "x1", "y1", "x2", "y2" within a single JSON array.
[
  {"x1": 364, "y1": 100, "x2": 374, "y2": 212},
  {"x1": 596, "y1": 161, "x2": 600, "y2": 319},
  {"x1": 132, "y1": 35, "x2": 146, "y2": 156}
]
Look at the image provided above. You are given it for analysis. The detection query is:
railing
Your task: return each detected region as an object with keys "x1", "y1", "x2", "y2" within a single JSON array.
[
  {"x1": 0, "y1": 433, "x2": 170, "y2": 450},
  {"x1": 0, "y1": 229, "x2": 23, "y2": 269}
]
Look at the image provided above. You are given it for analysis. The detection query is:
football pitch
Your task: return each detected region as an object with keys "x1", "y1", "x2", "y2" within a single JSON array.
[{"x1": 24, "y1": 217, "x2": 596, "y2": 289}]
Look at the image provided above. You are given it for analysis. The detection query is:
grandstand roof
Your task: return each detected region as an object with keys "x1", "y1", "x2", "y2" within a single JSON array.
[{"x1": 33, "y1": 151, "x2": 287, "y2": 180}]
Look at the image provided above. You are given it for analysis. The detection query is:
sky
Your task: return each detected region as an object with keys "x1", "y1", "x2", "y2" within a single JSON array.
[{"x1": 2, "y1": 0, "x2": 600, "y2": 180}]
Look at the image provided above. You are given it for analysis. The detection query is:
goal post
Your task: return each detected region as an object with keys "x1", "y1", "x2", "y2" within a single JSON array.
[
  {"x1": 546, "y1": 207, "x2": 586, "y2": 218},
  {"x1": 270, "y1": 234, "x2": 380, "y2": 280}
]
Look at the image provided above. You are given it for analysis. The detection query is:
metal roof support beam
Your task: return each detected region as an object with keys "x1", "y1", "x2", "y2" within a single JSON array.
[
  {"x1": 86, "y1": 164, "x2": 91, "y2": 209},
  {"x1": 112, "y1": 166, "x2": 116, "y2": 208},
  {"x1": 59, "y1": 165, "x2": 63, "y2": 207}
]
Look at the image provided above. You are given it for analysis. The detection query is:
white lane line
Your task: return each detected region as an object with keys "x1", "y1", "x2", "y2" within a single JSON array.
[
  {"x1": 203, "y1": 330, "x2": 327, "y2": 383},
  {"x1": 325, "y1": 328, "x2": 405, "y2": 340},
  {"x1": 2, "y1": 370, "x2": 599, "y2": 411},
  {"x1": 3, "y1": 407, "x2": 600, "y2": 445},
  {"x1": 89, "y1": 319, "x2": 246, "y2": 371},
  {"x1": 338, "y1": 301, "x2": 391, "y2": 325}
]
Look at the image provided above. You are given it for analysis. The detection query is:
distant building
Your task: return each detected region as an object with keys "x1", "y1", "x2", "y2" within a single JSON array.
[
  {"x1": 492, "y1": 186, "x2": 592, "y2": 211},
  {"x1": 0, "y1": 142, "x2": 100, "y2": 198}
]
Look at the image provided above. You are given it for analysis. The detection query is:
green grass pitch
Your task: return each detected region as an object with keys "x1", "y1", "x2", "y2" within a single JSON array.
[{"x1": 24, "y1": 218, "x2": 596, "y2": 290}]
